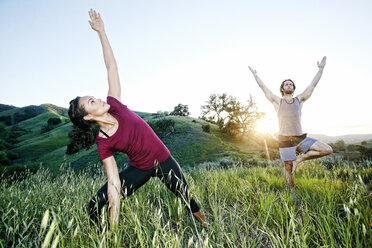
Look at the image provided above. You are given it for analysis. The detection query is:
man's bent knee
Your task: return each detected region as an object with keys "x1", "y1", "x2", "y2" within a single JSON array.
[
  {"x1": 311, "y1": 141, "x2": 333, "y2": 156},
  {"x1": 323, "y1": 145, "x2": 333, "y2": 156},
  {"x1": 327, "y1": 145, "x2": 333, "y2": 155}
]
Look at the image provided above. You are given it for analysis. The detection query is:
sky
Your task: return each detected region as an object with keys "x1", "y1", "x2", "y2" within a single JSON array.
[{"x1": 0, "y1": 0, "x2": 371, "y2": 136}]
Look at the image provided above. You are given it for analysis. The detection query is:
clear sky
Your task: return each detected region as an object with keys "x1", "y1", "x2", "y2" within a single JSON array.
[{"x1": 1, "y1": 0, "x2": 371, "y2": 136}]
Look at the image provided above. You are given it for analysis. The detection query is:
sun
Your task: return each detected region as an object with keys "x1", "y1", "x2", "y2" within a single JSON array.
[{"x1": 254, "y1": 117, "x2": 277, "y2": 134}]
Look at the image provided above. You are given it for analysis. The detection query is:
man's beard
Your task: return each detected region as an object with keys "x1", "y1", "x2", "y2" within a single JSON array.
[{"x1": 284, "y1": 89, "x2": 294, "y2": 95}]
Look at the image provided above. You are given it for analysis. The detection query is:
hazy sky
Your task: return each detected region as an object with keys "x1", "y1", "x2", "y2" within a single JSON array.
[{"x1": 1, "y1": 0, "x2": 371, "y2": 136}]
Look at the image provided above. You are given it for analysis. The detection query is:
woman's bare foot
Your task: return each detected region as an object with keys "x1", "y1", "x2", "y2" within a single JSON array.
[{"x1": 192, "y1": 211, "x2": 207, "y2": 228}]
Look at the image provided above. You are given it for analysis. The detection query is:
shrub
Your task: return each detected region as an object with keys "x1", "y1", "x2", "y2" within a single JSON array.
[
  {"x1": 47, "y1": 117, "x2": 62, "y2": 125},
  {"x1": 7, "y1": 150, "x2": 19, "y2": 160},
  {"x1": 41, "y1": 117, "x2": 62, "y2": 133},
  {"x1": 0, "y1": 115, "x2": 12, "y2": 125},
  {"x1": 156, "y1": 111, "x2": 169, "y2": 117},
  {"x1": 0, "y1": 151, "x2": 11, "y2": 165},
  {"x1": 147, "y1": 119, "x2": 175, "y2": 135},
  {"x1": 222, "y1": 121, "x2": 239, "y2": 137},
  {"x1": 202, "y1": 124, "x2": 210, "y2": 133}
]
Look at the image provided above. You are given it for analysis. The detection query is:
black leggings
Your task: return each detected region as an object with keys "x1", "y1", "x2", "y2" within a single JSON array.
[{"x1": 88, "y1": 155, "x2": 200, "y2": 225}]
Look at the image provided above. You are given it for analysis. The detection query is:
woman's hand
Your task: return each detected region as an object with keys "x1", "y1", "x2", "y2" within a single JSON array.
[{"x1": 89, "y1": 8, "x2": 104, "y2": 33}]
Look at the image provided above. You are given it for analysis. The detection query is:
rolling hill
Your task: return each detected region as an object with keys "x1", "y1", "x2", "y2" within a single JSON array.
[
  {"x1": 0, "y1": 103, "x2": 260, "y2": 176},
  {"x1": 309, "y1": 133, "x2": 372, "y2": 144},
  {"x1": 1, "y1": 102, "x2": 372, "y2": 177}
]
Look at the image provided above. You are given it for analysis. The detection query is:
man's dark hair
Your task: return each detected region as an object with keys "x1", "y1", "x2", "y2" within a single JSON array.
[{"x1": 280, "y1": 79, "x2": 296, "y2": 96}]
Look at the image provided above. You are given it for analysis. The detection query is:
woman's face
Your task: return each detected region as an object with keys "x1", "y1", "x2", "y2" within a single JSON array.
[{"x1": 79, "y1": 96, "x2": 110, "y2": 120}]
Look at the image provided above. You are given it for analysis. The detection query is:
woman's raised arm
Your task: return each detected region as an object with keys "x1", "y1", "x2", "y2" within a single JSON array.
[{"x1": 89, "y1": 9, "x2": 121, "y2": 101}]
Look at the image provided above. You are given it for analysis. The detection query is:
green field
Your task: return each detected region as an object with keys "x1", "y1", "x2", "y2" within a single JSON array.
[
  {"x1": 1, "y1": 103, "x2": 371, "y2": 247},
  {"x1": 1, "y1": 159, "x2": 371, "y2": 247}
]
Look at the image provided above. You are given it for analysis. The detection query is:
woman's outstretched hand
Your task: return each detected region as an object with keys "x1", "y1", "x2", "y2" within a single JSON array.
[{"x1": 88, "y1": 9, "x2": 104, "y2": 33}]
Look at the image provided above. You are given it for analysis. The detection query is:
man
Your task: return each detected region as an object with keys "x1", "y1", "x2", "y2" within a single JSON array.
[{"x1": 248, "y1": 56, "x2": 333, "y2": 190}]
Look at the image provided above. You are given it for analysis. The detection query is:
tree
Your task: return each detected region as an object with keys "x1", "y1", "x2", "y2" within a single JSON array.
[
  {"x1": 170, "y1": 104, "x2": 190, "y2": 116},
  {"x1": 346, "y1": 144, "x2": 356, "y2": 152},
  {"x1": 333, "y1": 140, "x2": 346, "y2": 152},
  {"x1": 147, "y1": 119, "x2": 175, "y2": 138},
  {"x1": 201, "y1": 93, "x2": 264, "y2": 137},
  {"x1": 356, "y1": 145, "x2": 368, "y2": 160},
  {"x1": 225, "y1": 95, "x2": 264, "y2": 137},
  {"x1": 200, "y1": 93, "x2": 230, "y2": 130}
]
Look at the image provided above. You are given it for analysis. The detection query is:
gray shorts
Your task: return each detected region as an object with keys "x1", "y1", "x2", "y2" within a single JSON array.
[{"x1": 278, "y1": 135, "x2": 317, "y2": 162}]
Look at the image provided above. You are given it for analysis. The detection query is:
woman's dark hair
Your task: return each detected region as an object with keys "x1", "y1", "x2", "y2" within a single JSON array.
[
  {"x1": 67, "y1": 97, "x2": 96, "y2": 151},
  {"x1": 280, "y1": 79, "x2": 296, "y2": 96}
]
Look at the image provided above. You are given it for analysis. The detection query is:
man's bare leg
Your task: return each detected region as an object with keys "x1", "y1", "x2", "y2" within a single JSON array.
[
  {"x1": 292, "y1": 141, "x2": 333, "y2": 173},
  {"x1": 284, "y1": 161, "x2": 295, "y2": 190}
]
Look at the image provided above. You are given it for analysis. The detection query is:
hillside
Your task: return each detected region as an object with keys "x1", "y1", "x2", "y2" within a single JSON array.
[
  {"x1": 0, "y1": 104, "x2": 16, "y2": 112},
  {"x1": 2, "y1": 102, "x2": 372, "y2": 177},
  {"x1": 310, "y1": 133, "x2": 372, "y2": 144},
  {"x1": 0, "y1": 103, "x2": 259, "y2": 176},
  {"x1": 355, "y1": 139, "x2": 372, "y2": 148}
]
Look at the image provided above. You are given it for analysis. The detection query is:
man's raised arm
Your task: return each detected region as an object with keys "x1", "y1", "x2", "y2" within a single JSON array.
[
  {"x1": 248, "y1": 66, "x2": 280, "y2": 111},
  {"x1": 297, "y1": 56, "x2": 327, "y2": 103}
]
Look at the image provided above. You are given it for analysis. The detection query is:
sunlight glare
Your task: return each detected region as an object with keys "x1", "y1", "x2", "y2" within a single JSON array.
[{"x1": 255, "y1": 117, "x2": 277, "y2": 134}]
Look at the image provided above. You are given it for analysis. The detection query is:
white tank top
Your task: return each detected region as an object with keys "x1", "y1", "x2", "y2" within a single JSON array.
[{"x1": 277, "y1": 97, "x2": 303, "y2": 136}]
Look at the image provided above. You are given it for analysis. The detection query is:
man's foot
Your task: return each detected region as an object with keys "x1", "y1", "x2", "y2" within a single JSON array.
[
  {"x1": 192, "y1": 211, "x2": 207, "y2": 228},
  {"x1": 292, "y1": 160, "x2": 299, "y2": 174}
]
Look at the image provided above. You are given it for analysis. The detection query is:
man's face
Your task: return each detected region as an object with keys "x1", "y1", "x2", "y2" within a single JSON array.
[{"x1": 282, "y1": 81, "x2": 295, "y2": 95}]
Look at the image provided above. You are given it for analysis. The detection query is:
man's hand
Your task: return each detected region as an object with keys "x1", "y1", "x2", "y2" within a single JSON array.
[
  {"x1": 89, "y1": 9, "x2": 104, "y2": 33},
  {"x1": 298, "y1": 56, "x2": 327, "y2": 103},
  {"x1": 317, "y1": 56, "x2": 327, "y2": 69},
  {"x1": 248, "y1": 66, "x2": 257, "y2": 75}
]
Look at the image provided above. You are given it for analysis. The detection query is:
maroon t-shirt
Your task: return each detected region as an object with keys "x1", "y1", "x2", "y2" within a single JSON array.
[{"x1": 96, "y1": 96, "x2": 170, "y2": 170}]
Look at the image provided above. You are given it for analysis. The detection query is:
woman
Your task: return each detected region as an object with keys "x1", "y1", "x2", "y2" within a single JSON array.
[{"x1": 68, "y1": 9, "x2": 205, "y2": 231}]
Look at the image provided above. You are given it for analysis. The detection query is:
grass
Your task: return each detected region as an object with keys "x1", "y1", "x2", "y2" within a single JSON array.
[
  {"x1": 0, "y1": 159, "x2": 371, "y2": 247},
  {"x1": 17, "y1": 113, "x2": 68, "y2": 133},
  {"x1": 14, "y1": 124, "x2": 70, "y2": 149}
]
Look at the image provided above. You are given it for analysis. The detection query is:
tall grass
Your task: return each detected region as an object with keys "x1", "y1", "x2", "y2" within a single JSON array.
[{"x1": 0, "y1": 159, "x2": 371, "y2": 247}]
